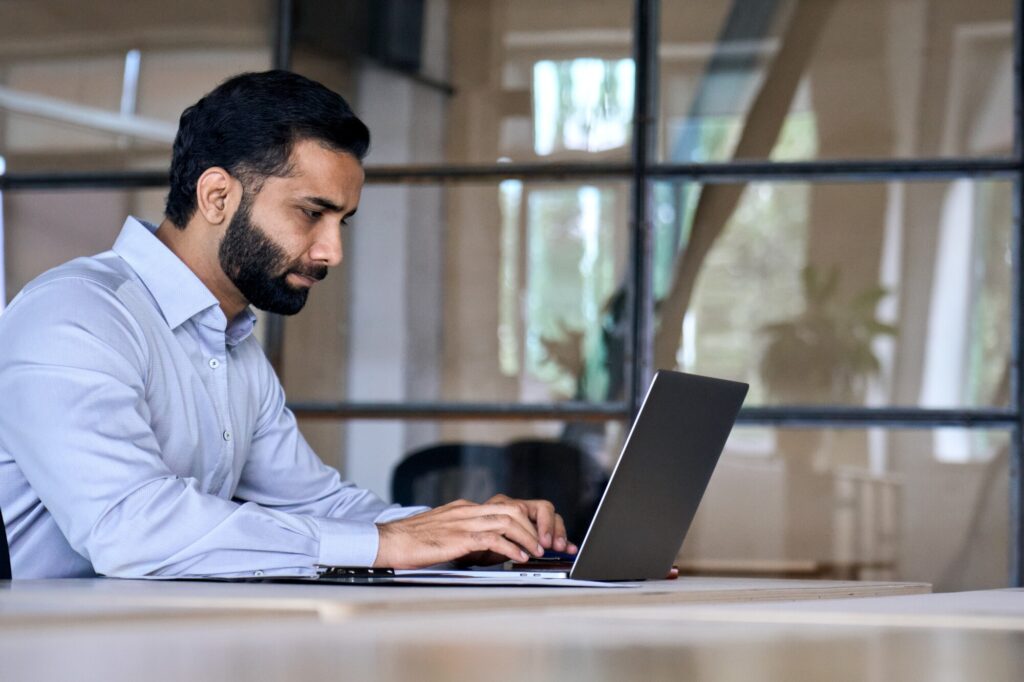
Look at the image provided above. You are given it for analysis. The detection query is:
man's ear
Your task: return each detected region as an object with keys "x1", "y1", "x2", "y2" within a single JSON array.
[{"x1": 195, "y1": 167, "x2": 238, "y2": 225}]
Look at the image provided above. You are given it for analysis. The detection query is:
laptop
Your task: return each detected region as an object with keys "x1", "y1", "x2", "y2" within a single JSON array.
[{"x1": 312, "y1": 370, "x2": 748, "y2": 587}]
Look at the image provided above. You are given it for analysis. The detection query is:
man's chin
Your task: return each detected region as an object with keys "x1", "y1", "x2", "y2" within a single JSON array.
[
  {"x1": 260, "y1": 300, "x2": 308, "y2": 316},
  {"x1": 251, "y1": 289, "x2": 309, "y2": 316},
  {"x1": 262, "y1": 305, "x2": 306, "y2": 316}
]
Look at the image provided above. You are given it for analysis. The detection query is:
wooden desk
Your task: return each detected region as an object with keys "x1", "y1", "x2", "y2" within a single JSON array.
[
  {"x1": 660, "y1": 587, "x2": 1024, "y2": 630},
  {"x1": 8, "y1": 579, "x2": 1023, "y2": 682},
  {"x1": 0, "y1": 575, "x2": 930, "y2": 623}
]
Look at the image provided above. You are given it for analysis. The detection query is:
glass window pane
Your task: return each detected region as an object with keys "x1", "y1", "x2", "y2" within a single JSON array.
[
  {"x1": 446, "y1": 0, "x2": 635, "y2": 164},
  {"x1": 0, "y1": 0, "x2": 272, "y2": 173},
  {"x1": 687, "y1": 426, "x2": 1010, "y2": 591},
  {"x1": 3, "y1": 180, "x2": 633, "y2": 408},
  {"x1": 652, "y1": 179, "x2": 1013, "y2": 408},
  {"x1": 659, "y1": 0, "x2": 1015, "y2": 161},
  {"x1": 282, "y1": 181, "x2": 633, "y2": 406},
  {"x1": 293, "y1": 0, "x2": 635, "y2": 166}
]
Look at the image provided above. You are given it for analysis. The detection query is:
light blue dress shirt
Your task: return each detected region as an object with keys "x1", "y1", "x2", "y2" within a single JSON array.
[{"x1": 0, "y1": 217, "x2": 425, "y2": 579}]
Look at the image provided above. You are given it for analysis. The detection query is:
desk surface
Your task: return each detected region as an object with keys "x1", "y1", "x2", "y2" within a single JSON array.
[
  {"x1": 8, "y1": 579, "x2": 1024, "y2": 682},
  {"x1": 0, "y1": 575, "x2": 931, "y2": 622}
]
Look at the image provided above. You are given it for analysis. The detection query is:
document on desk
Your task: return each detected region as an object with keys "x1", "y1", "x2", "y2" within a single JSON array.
[
  {"x1": 125, "y1": 570, "x2": 638, "y2": 587},
  {"x1": 382, "y1": 569, "x2": 639, "y2": 587}
]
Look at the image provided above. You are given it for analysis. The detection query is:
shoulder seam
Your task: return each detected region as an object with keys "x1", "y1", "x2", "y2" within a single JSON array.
[{"x1": 7, "y1": 273, "x2": 153, "y2": 386}]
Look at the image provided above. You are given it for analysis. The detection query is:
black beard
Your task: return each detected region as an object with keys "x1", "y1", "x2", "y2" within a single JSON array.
[{"x1": 218, "y1": 193, "x2": 326, "y2": 316}]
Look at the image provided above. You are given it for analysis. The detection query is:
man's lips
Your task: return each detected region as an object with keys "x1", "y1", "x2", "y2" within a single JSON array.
[
  {"x1": 286, "y1": 265, "x2": 327, "y2": 288},
  {"x1": 287, "y1": 271, "x2": 321, "y2": 287}
]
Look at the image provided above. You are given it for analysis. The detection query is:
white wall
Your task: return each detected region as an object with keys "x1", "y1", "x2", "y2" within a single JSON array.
[{"x1": 344, "y1": 58, "x2": 447, "y2": 500}]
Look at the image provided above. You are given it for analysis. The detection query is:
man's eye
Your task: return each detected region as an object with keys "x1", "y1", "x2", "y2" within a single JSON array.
[{"x1": 302, "y1": 208, "x2": 322, "y2": 220}]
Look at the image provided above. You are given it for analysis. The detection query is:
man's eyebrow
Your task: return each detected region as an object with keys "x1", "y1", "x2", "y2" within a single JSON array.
[{"x1": 302, "y1": 196, "x2": 344, "y2": 213}]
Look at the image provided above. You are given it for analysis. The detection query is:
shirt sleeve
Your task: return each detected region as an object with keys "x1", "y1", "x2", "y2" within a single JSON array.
[
  {"x1": 234, "y1": 355, "x2": 429, "y2": 567},
  {"x1": 0, "y1": 277, "x2": 416, "y2": 577}
]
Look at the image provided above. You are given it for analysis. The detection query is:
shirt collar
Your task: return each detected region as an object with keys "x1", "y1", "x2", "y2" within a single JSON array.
[{"x1": 112, "y1": 217, "x2": 258, "y2": 346}]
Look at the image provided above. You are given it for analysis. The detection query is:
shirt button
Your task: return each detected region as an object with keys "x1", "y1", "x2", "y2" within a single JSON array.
[
  {"x1": 223, "y1": 430, "x2": 232, "y2": 442},
  {"x1": 209, "y1": 358, "x2": 220, "y2": 369},
  {"x1": 254, "y1": 570, "x2": 265, "y2": 577}
]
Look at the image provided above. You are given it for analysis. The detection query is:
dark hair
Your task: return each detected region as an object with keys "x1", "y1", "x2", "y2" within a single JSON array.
[{"x1": 165, "y1": 70, "x2": 370, "y2": 228}]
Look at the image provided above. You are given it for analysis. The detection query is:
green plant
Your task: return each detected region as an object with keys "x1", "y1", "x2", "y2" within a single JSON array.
[{"x1": 760, "y1": 266, "x2": 897, "y2": 404}]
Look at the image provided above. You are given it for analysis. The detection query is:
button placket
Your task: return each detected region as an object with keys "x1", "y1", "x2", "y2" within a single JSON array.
[{"x1": 199, "y1": 318, "x2": 235, "y2": 496}]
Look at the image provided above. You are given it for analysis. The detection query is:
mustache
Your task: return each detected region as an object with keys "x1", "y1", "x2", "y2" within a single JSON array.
[{"x1": 289, "y1": 264, "x2": 328, "y2": 282}]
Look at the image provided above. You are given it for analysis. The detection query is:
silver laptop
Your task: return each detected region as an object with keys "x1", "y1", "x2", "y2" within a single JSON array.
[{"x1": 315, "y1": 370, "x2": 748, "y2": 586}]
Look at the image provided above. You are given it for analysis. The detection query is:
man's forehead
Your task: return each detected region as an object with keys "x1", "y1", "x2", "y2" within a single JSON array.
[
  {"x1": 289, "y1": 139, "x2": 363, "y2": 174},
  {"x1": 272, "y1": 141, "x2": 364, "y2": 202}
]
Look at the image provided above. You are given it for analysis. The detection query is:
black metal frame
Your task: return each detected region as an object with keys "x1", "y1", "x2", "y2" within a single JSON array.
[
  {"x1": 3, "y1": 158, "x2": 1017, "y2": 190},
  {"x1": 261, "y1": 0, "x2": 295, "y2": 374},
  {"x1": 0, "y1": 0, "x2": 1022, "y2": 584},
  {"x1": 1010, "y1": 0, "x2": 1024, "y2": 591}
]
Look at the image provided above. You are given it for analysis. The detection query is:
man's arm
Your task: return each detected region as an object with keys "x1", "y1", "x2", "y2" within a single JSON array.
[
  {"x1": 236, "y1": 356, "x2": 576, "y2": 568},
  {"x1": 231, "y1": 354, "x2": 429, "y2": 565},
  {"x1": 0, "y1": 279, "x2": 366, "y2": 577},
  {"x1": 232, "y1": 360, "x2": 420, "y2": 525}
]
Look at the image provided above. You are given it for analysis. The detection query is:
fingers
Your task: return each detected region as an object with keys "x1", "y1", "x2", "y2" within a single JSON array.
[
  {"x1": 521, "y1": 499, "x2": 556, "y2": 548},
  {"x1": 470, "y1": 531, "x2": 531, "y2": 563},
  {"x1": 429, "y1": 500, "x2": 545, "y2": 556},
  {"x1": 552, "y1": 513, "x2": 575, "y2": 553},
  {"x1": 496, "y1": 497, "x2": 577, "y2": 554},
  {"x1": 469, "y1": 506, "x2": 543, "y2": 556}
]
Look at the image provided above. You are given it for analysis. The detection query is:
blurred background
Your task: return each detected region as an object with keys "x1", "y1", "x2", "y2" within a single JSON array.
[{"x1": 0, "y1": 0, "x2": 1018, "y2": 591}]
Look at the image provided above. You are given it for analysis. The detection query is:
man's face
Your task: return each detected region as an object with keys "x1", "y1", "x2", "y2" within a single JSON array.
[{"x1": 218, "y1": 140, "x2": 364, "y2": 315}]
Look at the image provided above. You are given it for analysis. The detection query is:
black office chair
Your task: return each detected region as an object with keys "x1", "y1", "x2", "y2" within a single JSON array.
[
  {"x1": 391, "y1": 439, "x2": 607, "y2": 542},
  {"x1": 1, "y1": 506, "x2": 11, "y2": 580}
]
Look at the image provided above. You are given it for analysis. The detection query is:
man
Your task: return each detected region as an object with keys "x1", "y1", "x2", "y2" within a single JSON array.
[{"x1": 0, "y1": 71, "x2": 575, "y2": 579}]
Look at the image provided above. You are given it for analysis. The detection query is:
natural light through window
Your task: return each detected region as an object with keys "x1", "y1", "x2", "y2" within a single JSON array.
[{"x1": 532, "y1": 58, "x2": 635, "y2": 156}]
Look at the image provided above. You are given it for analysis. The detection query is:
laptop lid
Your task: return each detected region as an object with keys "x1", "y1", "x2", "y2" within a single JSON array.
[{"x1": 568, "y1": 370, "x2": 748, "y2": 581}]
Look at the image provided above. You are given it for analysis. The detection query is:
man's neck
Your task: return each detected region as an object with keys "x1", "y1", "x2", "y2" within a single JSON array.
[{"x1": 154, "y1": 218, "x2": 248, "y2": 321}]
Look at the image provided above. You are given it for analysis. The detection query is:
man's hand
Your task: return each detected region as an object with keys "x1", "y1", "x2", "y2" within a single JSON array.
[
  {"x1": 374, "y1": 495, "x2": 578, "y2": 569},
  {"x1": 484, "y1": 494, "x2": 576, "y2": 554}
]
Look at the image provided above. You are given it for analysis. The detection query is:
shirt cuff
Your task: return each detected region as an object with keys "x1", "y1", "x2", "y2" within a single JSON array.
[
  {"x1": 313, "y1": 517, "x2": 382, "y2": 567},
  {"x1": 374, "y1": 504, "x2": 431, "y2": 524}
]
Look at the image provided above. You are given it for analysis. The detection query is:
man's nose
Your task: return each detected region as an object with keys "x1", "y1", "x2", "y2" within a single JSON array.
[{"x1": 310, "y1": 225, "x2": 343, "y2": 267}]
